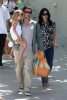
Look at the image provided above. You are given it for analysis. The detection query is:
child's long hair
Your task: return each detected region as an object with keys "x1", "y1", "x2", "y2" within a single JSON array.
[{"x1": 11, "y1": 10, "x2": 23, "y2": 23}]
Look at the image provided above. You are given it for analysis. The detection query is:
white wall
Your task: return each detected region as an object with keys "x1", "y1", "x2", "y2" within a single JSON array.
[
  {"x1": 24, "y1": 0, "x2": 67, "y2": 38},
  {"x1": 55, "y1": 0, "x2": 67, "y2": 38}
]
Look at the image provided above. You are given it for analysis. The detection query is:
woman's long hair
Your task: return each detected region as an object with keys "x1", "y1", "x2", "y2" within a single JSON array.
[{"x1": 38, "y1": 8, "x2": 52, "y2": 26}]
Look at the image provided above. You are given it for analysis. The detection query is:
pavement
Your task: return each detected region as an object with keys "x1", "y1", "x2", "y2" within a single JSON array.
[{"x1": 0, "y1": 34, "x2": 67, "y2": 100}]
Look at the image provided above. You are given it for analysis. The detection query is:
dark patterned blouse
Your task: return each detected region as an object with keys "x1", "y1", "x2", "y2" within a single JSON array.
[{"x1": 40, "y1": 21, "x2": 56, "y2": 50}]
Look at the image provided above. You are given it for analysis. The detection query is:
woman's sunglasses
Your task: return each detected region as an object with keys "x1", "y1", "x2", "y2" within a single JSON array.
[{"x1": 42, "y1": 13, "x2": 48, "y2": 16}]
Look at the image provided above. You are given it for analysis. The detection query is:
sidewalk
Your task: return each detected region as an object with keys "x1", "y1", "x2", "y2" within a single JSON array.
[{"x1": 0, "y1": 34, "x2": 67, "y2": 100}]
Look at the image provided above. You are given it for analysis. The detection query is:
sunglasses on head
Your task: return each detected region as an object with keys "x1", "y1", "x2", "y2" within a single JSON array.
[
  {"x1": 42, "y1": 13, "x2": 48, "y2": 16},
  {"x1": 24, "y1": 11, "x2": 32, "y2": 14},
  {"x1": 18, "y1": 14, "x2": 23, "y2": 16}
]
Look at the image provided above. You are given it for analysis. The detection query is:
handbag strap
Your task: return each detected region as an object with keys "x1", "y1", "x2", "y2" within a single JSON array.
[
  {"x1": 35, "y1": 60, "x2": 39, "y2": 76},
  {"x1": 32, "y1": 58, "x2": 37, "y2": 68},
  {"x1": 32, "y1": 57, "x2": 39, "y2": 76}
]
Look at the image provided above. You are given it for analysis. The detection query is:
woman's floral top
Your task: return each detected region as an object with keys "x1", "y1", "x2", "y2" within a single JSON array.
[{"x1": 40, "y1": 21, "x2": 56, "y2": 50}]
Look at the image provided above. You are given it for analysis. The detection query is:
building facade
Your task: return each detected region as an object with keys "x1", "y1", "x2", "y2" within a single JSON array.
[{"x1": 24, "y1": 0, "x2": 67, "y2": 38}]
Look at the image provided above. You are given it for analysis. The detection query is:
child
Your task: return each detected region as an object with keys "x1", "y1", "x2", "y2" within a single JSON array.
[{"x1": 8, "y1": 10, "x2": 26, "y2": 61}]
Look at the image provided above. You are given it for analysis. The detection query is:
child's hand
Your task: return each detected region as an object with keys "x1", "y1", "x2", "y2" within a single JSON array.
[{"x1": 17, "y1": 36, "x2": 21, "y2": 40}]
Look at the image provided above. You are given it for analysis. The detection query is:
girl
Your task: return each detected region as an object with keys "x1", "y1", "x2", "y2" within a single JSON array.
[{"x1": 8, "y1": 10, "x2": 26, "y2": 61}]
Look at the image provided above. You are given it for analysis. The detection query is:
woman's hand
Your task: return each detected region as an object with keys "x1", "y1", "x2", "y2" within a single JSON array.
[{"x1": 54, "y1": 43, "x2": 58, "y2": 48}]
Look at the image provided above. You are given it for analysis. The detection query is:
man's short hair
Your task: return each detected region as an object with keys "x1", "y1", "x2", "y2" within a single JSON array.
[{"x1": 23, "y1": 5, "x2": 32, "y2": 12}]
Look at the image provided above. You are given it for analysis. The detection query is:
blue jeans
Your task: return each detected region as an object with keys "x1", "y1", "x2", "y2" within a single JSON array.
[{"x1": 41, "y1": 47, "x2": 54, "y2": 84}]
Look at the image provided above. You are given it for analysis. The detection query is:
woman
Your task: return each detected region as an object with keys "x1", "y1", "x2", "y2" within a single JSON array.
[{"x1": 38, "y1": 8, "x2": 57, "y2": 87}]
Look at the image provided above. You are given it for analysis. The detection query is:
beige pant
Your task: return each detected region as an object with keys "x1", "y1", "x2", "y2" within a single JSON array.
[{"x1": 14, "y1": 49, "x2": 33, "y2": 92}]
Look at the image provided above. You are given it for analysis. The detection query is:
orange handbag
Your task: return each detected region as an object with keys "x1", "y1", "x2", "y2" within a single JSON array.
[{"x1": 32, "y1": 51, "x2": 50, "y2": 77}]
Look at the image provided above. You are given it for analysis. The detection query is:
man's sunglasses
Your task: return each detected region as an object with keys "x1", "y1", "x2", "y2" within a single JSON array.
[
  {"x1": 24, "y1": 11, "x2": 32, "y2": 14},
  {"x1": 42, "y1": 13, "x2": 48, "y2": 16}
]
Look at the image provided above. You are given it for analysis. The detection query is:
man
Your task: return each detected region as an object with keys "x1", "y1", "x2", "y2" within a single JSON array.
[
  {"x1": 0, "y1": 0, "x2": 10, "y2": 66},
  {"x1": 8, "y1": 5, "x2": 44, "y2": 96}
]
